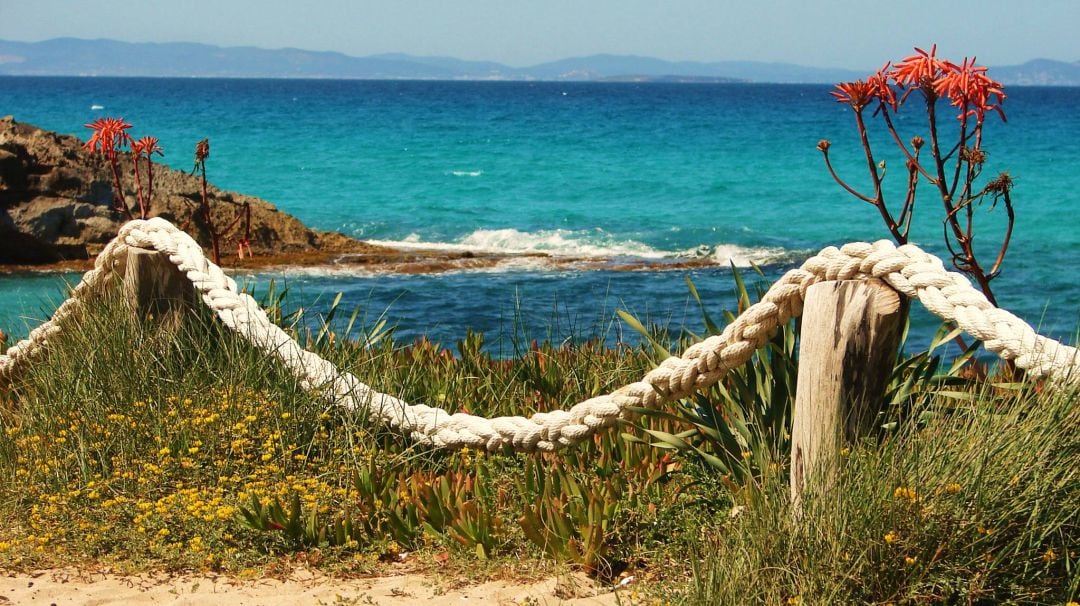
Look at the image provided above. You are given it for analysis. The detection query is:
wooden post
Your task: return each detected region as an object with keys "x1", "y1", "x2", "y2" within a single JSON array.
[
  {"x1": 122, "y1": 247, "x2": 195, "y2": 323},
  {"x1": 790, "y1": 279, "x2": 906, "y2": 514}
]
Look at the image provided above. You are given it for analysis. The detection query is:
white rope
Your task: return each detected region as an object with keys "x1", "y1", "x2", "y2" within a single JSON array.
[{"x1": 2, "y1": 218, "x2": 1077, "y2": 451}]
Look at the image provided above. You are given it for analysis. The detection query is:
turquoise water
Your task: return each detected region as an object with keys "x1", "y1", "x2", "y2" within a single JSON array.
[{"x1": 2, "y1": 78, "x2": 1078, "y2": 349}]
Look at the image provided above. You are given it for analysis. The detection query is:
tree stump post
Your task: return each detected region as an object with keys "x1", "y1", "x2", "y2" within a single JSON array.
[
  {"x1": 122, "y1": 247, "x2": 195, "y2": 324},
  {"x1": 790, "y1": 279, "x2": 906, "y2": 514}
]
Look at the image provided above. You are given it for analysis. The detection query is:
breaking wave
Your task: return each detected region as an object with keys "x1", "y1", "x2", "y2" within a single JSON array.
[{"x1": 364, "y1": 228, "x2": 789, "y2": 267}]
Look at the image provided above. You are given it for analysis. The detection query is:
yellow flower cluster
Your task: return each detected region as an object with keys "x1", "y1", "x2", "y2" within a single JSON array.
[
  {"x1": 0, "y1": 388, "x2": 354, "y2": 570},
  {"x1": 893, "y1": 486, "x2": 918, "y2": 503}
]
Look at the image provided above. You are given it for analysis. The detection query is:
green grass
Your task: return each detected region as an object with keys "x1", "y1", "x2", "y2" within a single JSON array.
[
  {"x1": 0, "y1": 276, "x2": 1076, "y2": 604},
  {"x1": 690, "y1": 381, "x2": 1078, "y2": 604},
  {"x1": 0, "y1": 285, "x2": 716, "y2": 586}
]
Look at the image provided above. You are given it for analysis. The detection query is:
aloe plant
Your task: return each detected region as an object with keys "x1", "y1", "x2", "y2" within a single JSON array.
[
  {"x1": 516, "y1": 456, "x2": 623, "y2": 575},
  {"x1": 620, "y1": 269, "x2": 796, "y2": 483},
  {"x1": 415, "y1": 467, "x2": 505, "y2": 558}
]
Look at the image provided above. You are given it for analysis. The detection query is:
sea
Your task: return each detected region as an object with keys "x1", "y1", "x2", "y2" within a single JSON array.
[{"x1": 1, "y1": 77, "x2": 1078, "y2": 355}]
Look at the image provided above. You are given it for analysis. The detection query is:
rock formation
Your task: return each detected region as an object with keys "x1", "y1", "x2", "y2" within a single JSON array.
[{"x1": 0, "y1": 116, "x2": 378, "y2": 265}]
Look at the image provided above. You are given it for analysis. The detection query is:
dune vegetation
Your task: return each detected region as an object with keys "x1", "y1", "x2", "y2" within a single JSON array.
[{"x1": 0, "y1": 269, "x2": 1075, "y2": 605}]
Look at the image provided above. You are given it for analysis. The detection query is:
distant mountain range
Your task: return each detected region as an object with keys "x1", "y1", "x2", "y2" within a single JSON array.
[{"x1": 2, "y1": 38, "x2": 1079, "y2": 85}]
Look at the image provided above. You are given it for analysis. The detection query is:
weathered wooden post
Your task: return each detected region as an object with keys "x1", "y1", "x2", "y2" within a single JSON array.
[
  {"x1": 122, "y1": 247, "x2": 195, "y2": 323},
  {"x1": 790, "y1": 278, "x2": 906, "y2": 514}
]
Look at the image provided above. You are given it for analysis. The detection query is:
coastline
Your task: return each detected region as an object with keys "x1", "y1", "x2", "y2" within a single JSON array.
[
  {"x1": 0, "y1": 245, "x2": 728, "y2": 276},
  {"x1": 0, "y1": 116, "x2": 740, "y2": 278}
]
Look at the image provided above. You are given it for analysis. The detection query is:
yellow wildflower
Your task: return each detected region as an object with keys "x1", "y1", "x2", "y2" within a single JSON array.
[
  {"x1": 884, "y1": 531, "x2": 898, "y2": 544},
  {"x1": 894, "y1": 487, "x2": 917, "y2": 502},
  {"x1": 904, "y1": 556, "x2": 917, "y2": 566}
]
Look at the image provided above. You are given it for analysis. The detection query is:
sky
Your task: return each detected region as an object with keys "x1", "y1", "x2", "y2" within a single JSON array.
[{"x1": 1, "y1": 0, "x2": 1078, "y2": 69}]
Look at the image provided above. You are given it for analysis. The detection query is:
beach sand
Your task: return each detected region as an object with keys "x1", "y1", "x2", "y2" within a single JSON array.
[{"x1": 0, "y1": 567, "x2": 624, "y2": 605}]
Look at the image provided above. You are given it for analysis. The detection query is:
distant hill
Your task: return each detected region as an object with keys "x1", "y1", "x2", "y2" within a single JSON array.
[
  {"x1": 0, "y1": 38, "x2": 454, "y2": 79},
  {"x1": 524, "y1": 53, "x2": 863, "y2": 83},
  {"x1": 1, "y1": 38, "x2": 1077, "y2": 85},
  {"x1": 992, "y1": 59, "x2": 1080, "y2": 86},
  {"x1": 367, "y1": 53, "x2": 519, "y2": 80}
]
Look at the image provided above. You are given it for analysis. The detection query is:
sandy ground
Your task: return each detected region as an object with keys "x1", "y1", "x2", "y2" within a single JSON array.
[{"x1": 0, "y1": 568, "x2": 627, "y2": 606}]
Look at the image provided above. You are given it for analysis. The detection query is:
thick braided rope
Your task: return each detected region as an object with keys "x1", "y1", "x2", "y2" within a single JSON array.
[{"x1": 2, "y1": 218, "x2": 1077, "y2": 451}]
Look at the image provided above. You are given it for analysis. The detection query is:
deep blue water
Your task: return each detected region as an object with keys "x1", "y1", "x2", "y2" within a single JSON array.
[{"x1": 2, "y1": 78, "x2": 1078, "y2": 351}]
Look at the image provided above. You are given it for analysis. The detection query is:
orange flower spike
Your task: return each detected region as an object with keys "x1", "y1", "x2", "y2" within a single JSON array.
[
  {"x1": 833, "y1": 63, "x2": 897, "y2": 113},
  {"x1": 933, "y1": 57, "x2": 972, "y2": 100},
  {"x1": 83, "y1": 117, "x2": 134, "y2": 154},
  {"x1": 131, "y1": 136, "x2": 165, "y2": 158},
  {"x1": 831, "y1": 80, "x2": 876, "y2": 111},
  {"x1": 100, "y1": 117, "x2": 133, "y2": 147},
  {"x1": 891, "y1": 44, "x2": 948, "y2": 88},
  {"x1": 83, "y1": 118, "x2": 108, "y2": 152},
  {"x1": 934, "y1": 57, "x2": 1006, "y2": 122},
  {"x1": 867, "y1": 62, "x2": 897, "y2": 111}
]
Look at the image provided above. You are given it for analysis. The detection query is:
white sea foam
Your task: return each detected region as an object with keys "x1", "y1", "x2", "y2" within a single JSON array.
[
  {"x1": 365, "y1": 228, "x2": 789, "y2": 267},
  {"x1": 681, "y1": 243, "x2": 790, "y2": 267},
  {"x1": 450, "y1": 170, "x2": 483, "y2": 177},
  {"x1": 367, "y1": 228, "x2": 661, "y2": 259},
  {"x1": 90, "y1": 104, "x2": 105, "y2": 110},
  {"x1": 249, "y1": 234, "x2": 790, "y2": 278}
]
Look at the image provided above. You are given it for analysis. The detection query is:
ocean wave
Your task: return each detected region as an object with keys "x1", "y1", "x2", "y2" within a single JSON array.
[
  {"x1": 450, "y1": 170, "x2": 483, "y2": 177},
  {"x1": 681, "y1": 243, "x2": 791, "y2": 267},
  {"x1": 366, "y1": 228, "x2": 660, "y2": 259},
  {"x1": 364, "y1": 228, "x2": 789, "y2": 267}
]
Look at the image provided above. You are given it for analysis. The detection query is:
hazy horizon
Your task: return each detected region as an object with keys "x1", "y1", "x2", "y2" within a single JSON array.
[{"x1": 2, "y1": 0, "x2": 1078, "y2": 69}]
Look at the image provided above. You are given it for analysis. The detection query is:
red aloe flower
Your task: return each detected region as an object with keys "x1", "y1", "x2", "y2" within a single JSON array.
[
  {"x1": 867, "y1": 62, "x2": 897, "y2": 111},
  {"x1": 83, "y1": 117, "x2": 133, "y2": 154},
  {"x1": 890, "y1": 45, "x2": 948, "y2": 88},
  {"x1": 84, "y1": 117, "x2": 136, "y2": 218},
  {"x1": 934, "y1": 57, "x2": 1006, "y2": 122},
  {"x1": 831, "y1": 80, "x2": 878, "y2": 111},
  {"x1": 130, "y1": 136, "x2": 165, "y2": 219},
  {"x1": 131, "y1": 136, "x2": 164, "y2": 158},
  {"x1": 833, "y1": 63, "x2": 897, "y2": 113}
]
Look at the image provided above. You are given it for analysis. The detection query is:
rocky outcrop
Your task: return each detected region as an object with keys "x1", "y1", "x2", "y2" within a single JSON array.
[{"x1": 0, "y1": 116, "x2": 379, "y2": 265}]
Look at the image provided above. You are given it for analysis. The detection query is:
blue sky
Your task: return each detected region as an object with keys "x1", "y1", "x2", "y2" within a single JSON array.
[{"x1": 2, "y1": 0, "x2": 1078, "y2": 68}]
